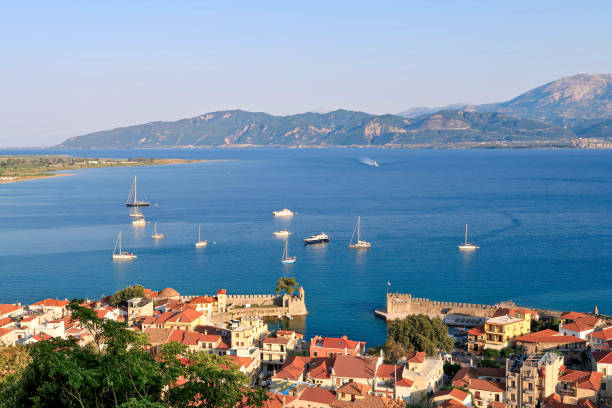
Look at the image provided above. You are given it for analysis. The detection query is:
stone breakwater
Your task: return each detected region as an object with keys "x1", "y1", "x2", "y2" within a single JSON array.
[{"x1": 375, "y1": 292, "x2": 562, "y2": 322}]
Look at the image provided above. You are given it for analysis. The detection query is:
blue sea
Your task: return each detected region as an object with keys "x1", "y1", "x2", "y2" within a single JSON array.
[{"x1": 1, "y1": 148, "x2": 611, "y2": 347}]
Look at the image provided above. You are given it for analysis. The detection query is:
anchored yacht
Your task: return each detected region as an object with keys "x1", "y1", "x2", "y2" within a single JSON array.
[
  {"x1": 273, "y1": 208, "x2": 294, "y2": 217},
  {"x1": 349, "y1": 216, "x2": 371, "y2": 249},
  {"x1": 274, "y1": 229, "x2": 292, "y2": 238},
  {"x1": 112, "y1": 232, "x2": 137, "y2": 260},
  {"x1": 458, "y1": 224, "x2": 479, "y2": 251},
  {"x1": 304, "y1": 233, "x2": 330, "y2": 245}
]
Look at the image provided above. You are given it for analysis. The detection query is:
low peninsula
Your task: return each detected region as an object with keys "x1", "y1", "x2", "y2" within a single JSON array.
[{"x1": 0, "y1": 155, "x2": 203, "y2": 184}]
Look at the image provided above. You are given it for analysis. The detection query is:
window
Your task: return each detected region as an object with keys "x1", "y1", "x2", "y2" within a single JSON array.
[
  {"x1": 528, "y1": 397, "x2": 533, "y2": 403},
  {"x1": 495, "y1": 394, "x2": 500, "y2": 402},
  {"x1": 604, "y1": 368, "x2": 608, "y2": 377},
  {"x1": 528, "y1": 383, "x2": 533, "y2": 391},
  {"x1": 511, "y1": 394, "x2": 516, "y2": 401}
]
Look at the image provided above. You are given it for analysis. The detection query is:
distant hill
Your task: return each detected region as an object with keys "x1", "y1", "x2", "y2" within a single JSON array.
[
  {"x1": 57, "y1": 109, "x2": 575, "y2": 149},
  {"x1": 479, "y1": 73, "x2": 612, "y2": 129},
  {"x1": 398, "y1": 103, "x2": 468, "y2": 118}
]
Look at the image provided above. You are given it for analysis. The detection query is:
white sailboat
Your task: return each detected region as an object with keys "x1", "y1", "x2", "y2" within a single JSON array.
[
  {"x1": 273, "y1": 228, "x2": 292, "y2": 238},
  {"x1": 112, "y1": 231, "x2": 137, "y2": 260},
  {"x1": 151, "y1": 223, "x2": 165, "y2": 239},
  {"x1": 132, "y1": 215, "x2": 146, "y2": 226},
  {"x1": 349, "y1": 216, "x2": 371, "y2": 249},
  {"x1": 273, "y1": 208, "x2": 294, "y2": 217},
  {"x1": 130, "y1": 206, "x2": 144, "y2": 218},
  {"x1": 458, "y1": 224, "x2": 479, "y2": 251},
  {"x1": 125, "y1": 176, "x2": 150, "y2": 207},
  {"x1": 281, "y1": 240, "x2": 296, "y2": 264},
  {"x1": 195, "y1": 225, "x2": 208, "y2": 248}
]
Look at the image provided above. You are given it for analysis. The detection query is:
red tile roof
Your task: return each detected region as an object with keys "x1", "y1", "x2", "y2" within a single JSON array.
[
  {"x1": 32, "y1": 299, "x2": 69, "y2": 307},
  {"x1": 299, "y1": 387, "x2": 336, "y2": 405},
  {"x1": 166, "y1": 309, "x2": 202, "y2": 324},
  {"x1": 308, "y1": 357, "x2": 334, "y2": 380},
  {"x1": 0, "y1": 328, "x2": 14, "y2": 337},
  {"x1": 376, "y1": 364, "x2": 402, "y2": 379},
  {"x1": 263, "y1": 336, "x2": 290, "y2": 345},
  {"x1": 395, "y1": 377, "x2": 414, "y2": 387},
  {"x1": 594, "y1": 350, "x2": 612, "y2": 364},
  {"x1": 561, "y1": 311, "x2": 588, "y2": 320},
  {"x1": 336, "y1": 380, "x2": 371, "y2": 396},
  {"x1": 226, "y1": 355, "x2": 253, "y2": 369},
  {"x1": 319, "y1": 336, "x2": 361, "y2": 351},
  {"x1": 333, "y1": 355, "x2": 376, "y2": 379},
  {"x1": 189, "y1": 296, "x2": 216, "y2": 304},
  {"x1": 562, "y1": 316, "x2": 600, "y2": 333},
  {"x1": 272, "y1": 356, "x2": 310, "y2": 381},
  {"x1": 217, "y1": 289, "x2": 226, "y2": 295},
  {"x1": 440, "y1": 400, "x2": 469, "y2": 408},
  {"x1": 590, "y1": 327, "x2": 612, "y2": 340},
  {"x1": 543, "y1": 393, "x2": 597, "y2": 408},
  {"x1": 0, "y1": 317, "x2": 12, "y2": 327},
  {"x1": 559, "y1": 369, "x2": 603, "y2": 391},
  {"x1": 467, "y1": 326, "x2": 485, "y2": 335},
  {"x1": 262, "y1": 393, "x2": 297, "y2": 408},
  {"x1": 405, "y1": 351, "x2": 426, "y2": 363},
  {"x1": 514, "y1": 330, "x2": 586, "y2": 344},
  {"x1": 488, "y1": 402, "x2": 507, "y2": 408},
  {"x1": 433, "y1": 388, "x2": 469, "y2": 402},
  {"x1": 0, "y1": 304, "x2": 22, "y2": 315},
  {"x1": 451, "y1": 367, "x2": 505, "y2": 388},
  {"x1": 468, "y1": 378, "x2": 505, "y2": 393}
]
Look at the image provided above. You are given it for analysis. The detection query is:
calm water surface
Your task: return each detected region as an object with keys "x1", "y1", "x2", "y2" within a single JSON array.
[{"x1": 0, "y1": 148, "x2": 611, "y2": 347}]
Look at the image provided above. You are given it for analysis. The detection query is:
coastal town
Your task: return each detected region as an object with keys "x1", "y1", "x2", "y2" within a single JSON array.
[{"x1": 1, "y1": 283, "x2": 612, "y2": 408}]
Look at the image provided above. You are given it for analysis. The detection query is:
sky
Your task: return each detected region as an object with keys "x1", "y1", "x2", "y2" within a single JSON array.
[{"x1": 1, "y1": 1, "x2": 611, "y2": 147}]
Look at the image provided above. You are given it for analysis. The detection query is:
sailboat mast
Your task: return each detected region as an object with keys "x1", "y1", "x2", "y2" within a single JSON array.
[
  {"x1": 133, "y1": 176, "x2": 137, "y2": 203},
  {"x1": 198, "y1": 225, "x2": 201, "y2": 241},
  {"x1": 118, "y1": 232, "x2": 122, "y2": 253},
  {"x1": 465, "y1": 224, "x2": 468, "y2": 245},
  {"x1": 357, "y1": 216, "x2": 361, "y2": 241}
]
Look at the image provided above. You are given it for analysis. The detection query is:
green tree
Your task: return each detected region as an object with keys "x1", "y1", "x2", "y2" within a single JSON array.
[
  {"x1": 0, "y1": 300, "x2": 265, "y2": 408},
  {"x1": 500, "y1": 347, "x2": 516, "y2": 358},
  {"x1": 443, "y1": 363, "x2": 461, "y2": 378},
  {"x1": 477, "y1": 359, "x2": 501, "y2": 368},
  {"x1": 383, "y1": 314, "x2": 454, "y2": 356},
  {"x1": 275, "y1": 277, "x2": 299, "y2": 296},
  {"x1": 483, "y1": 348, "x2": 501, "y2": 360},
  {"x1": 164, "y1": 352, "x2": 266, "y2": 408},
  {"x1": 110, "y1": 284, "x2": 146, "y2": 306}
]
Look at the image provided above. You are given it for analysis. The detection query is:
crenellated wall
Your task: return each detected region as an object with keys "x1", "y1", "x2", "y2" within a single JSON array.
[
  {"x1": 181, "y1": 287, "x2": 308, "y2": 319},
  {"x1": 378, "y1": 292, "x2": 506, "y2": 320}
]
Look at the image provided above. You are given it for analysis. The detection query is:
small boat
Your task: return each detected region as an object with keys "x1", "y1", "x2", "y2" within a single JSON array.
[
  {"x1": 132, "y1": 216, "x2": 146, "y2": 226},
  {"x1": 304, "y1": 233, "x2": 330, "y2": 245},
  {"x1": 151, "y1": 223, "x2": 165, "y2": 239},
  {"x1": 281, "y1": 240, "x2": 296, "y2": 264},
  {"x1": 195, "y1": 225, "x2": 208, "y2": 248},
  {"x1": 273, "y1": 208, "x2": 294, "y2": 217},
  {"x1": 274, "y1": 229, "x2": 292, "y2": 238},
  {"x1": 349, "y1": 216, "x2": 371, "y2": 249},
  {"x1": 373, "y1": 161, "x2": 379, "y2": 167},
  {"x1": 125, "y1": 176, "x2": 150, "y2": 207},
  {"x1": 458, "y1": 224, "x2": 479, "y2": 251},
  {"x1": 129, "y1": 207, "x2": 144, "y2": 218},
  {"x1": 112, "y1": 231, "x2": 137, "y2": 260}
]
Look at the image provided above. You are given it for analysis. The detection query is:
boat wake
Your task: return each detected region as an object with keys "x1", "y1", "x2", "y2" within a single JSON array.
[{"x1": 357, "y1": 157, "x2": 379, "y2": 167}]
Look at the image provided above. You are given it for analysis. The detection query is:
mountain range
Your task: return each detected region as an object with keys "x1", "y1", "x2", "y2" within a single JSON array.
[{"x1": 58, "y1": 73, "x2": 612, "y2": 149}]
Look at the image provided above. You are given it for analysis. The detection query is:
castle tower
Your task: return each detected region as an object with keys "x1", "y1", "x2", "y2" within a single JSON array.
[{"x1": 216, "y1": 289, "x2": 227, "y2": 313}]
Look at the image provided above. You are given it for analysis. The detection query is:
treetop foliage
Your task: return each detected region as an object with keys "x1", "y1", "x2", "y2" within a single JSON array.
[
  {"x1": 110, "y1": 284, "x2": 146, "y2": 306},
  {"x1": 380, "y1": 314, "x2": 454, "y2": 360}
]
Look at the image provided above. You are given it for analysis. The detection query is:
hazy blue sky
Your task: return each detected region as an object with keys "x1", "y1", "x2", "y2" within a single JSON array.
[{"x1": 1, "y1": 1, "x2": 611, "y2": 147}]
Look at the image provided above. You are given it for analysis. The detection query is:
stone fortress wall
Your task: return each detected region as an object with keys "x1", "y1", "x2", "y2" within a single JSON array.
[{"x1": 181, "y1": 287, "x2": 308, "y2": 321}]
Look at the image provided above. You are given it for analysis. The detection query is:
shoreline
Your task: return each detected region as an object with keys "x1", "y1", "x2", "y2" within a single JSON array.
[{"x1": 0, "y1": 157, "x2": 222, "y2": 185}]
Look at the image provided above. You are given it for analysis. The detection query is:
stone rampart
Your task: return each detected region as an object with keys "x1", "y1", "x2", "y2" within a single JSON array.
[{"x1": 379, "y1": 292, "x2": 505, "y2": 321}]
